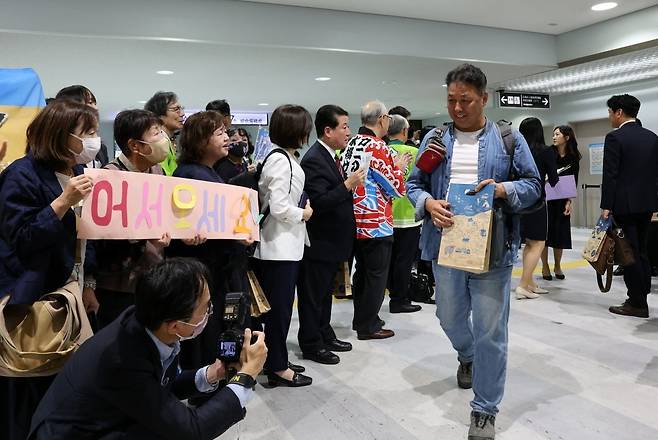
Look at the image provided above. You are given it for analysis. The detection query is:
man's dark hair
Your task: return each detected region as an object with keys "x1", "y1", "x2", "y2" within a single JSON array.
[
  {"x1": 135, "y1": 258, "x2": 210, "y2": 330},
  {"x1": 206, "y1": 99, "x2": 231, "y2": 116},
  {"x1": 113, "y1": 109, "x2": 161, "y2": 156},
  {"x1": 144, "y1": 91, "x2": 178, "y2": 117},
  {"x1": 445, "y1": 63, "x2": 487, "y2": 95},
  {"x1": 55, "y1": 85, "x2": 97, "y2": 106},
  {"x1": 388, "y1": 106, "x2": 411, "y2": 119},
  {"x1": 270, "y1": 104, "x2": 312, "y2": 149},
  {"x1": 314, "y1": 105, "x2": 348, "y2": 138},
  {"x1": 607, "y1": 94, "x2": 641, "y2": 118}
]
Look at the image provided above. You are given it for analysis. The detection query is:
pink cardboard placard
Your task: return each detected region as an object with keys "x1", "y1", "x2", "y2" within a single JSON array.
[{"x1": 78, "y1": 169, "x2": 260, "y2": 240}]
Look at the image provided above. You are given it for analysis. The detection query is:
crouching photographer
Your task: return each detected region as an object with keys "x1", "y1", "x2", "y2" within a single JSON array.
[{"x1": 29, "y1": 258, "x2": 267, "y2": 440}]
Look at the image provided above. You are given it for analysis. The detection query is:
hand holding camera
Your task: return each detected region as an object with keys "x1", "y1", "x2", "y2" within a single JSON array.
[{"x1": 237, "y1": 329, "x2": 267, "y2": 379}]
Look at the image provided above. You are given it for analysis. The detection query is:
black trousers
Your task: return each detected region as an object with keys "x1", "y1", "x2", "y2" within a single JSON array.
[
  {"x1": 253, "y1": 259, "x2": 300, "y2": 372},
  {"x1": 0, "y1": 375, "x2": 54, "y2": 440},
  {"x1": 616, "y1": 213, "x2": 653, "y2": 307},
  {"x1": 297, "y1": 259, "x2": 339, "y2": 353},
  {"x1": 648, "y1": 221, "x2": 658, "y2": 270},
  {"x1": 352, "y1": 237, "x2": 393, "y2": 335},
  {"x1": 388, "y1": 226, "x2": 421, "y2": 305}
]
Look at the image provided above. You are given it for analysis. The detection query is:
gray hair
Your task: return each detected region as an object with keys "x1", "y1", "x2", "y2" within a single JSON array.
[
  {"x1": 361, "y1": 100, "x2": 387, "y2": 125},
  {"x1": 387, "y1": 114, "x2": 409, "y2": 136}
]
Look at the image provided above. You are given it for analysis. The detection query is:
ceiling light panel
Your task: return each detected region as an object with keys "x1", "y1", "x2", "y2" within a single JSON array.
[{"x1": 499, "y1": 46, "x2": 658, "y2": 94}]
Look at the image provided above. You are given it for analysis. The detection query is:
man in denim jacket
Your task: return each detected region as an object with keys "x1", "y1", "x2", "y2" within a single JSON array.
[{"x1": 407, "y1": 64, "x2": 540, "y2": 440}]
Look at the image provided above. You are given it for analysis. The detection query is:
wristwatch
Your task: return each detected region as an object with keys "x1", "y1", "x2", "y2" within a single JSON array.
[{"x1": 228, "y1": 372, "x2": 256, "y2": 390}]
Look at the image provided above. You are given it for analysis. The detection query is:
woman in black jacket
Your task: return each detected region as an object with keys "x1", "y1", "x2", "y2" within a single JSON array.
[{"x1": 516, "y1": 117, "x2": 559, "y2": 299}]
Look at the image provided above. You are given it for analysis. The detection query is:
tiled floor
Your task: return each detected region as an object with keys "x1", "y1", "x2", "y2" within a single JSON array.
[{"x1": 222, "y1": 228, "x2": 658, "y2": 439}]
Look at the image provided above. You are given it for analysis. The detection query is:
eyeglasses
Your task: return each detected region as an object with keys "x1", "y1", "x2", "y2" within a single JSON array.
[
  {"x1": 380, "y1": 114, "x2": 393, "y2": 120},
  {"x1": 167, "y1": 105, "x2": 185, "y2": 114},
  {"x1": 178, "y1": 300, "x2": 213, "y2": 327}
]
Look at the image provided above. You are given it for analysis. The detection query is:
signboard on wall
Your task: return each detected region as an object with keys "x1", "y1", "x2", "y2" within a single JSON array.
[
  {"x1": 231, "y1": 112, "x2": 268, "y2": 125},
  {"x1": 588, "y1": 143, "x2": 604, "y2": 175},
  {"x1": 498, "y1": 91, "x2": 550, "y2": 109}
]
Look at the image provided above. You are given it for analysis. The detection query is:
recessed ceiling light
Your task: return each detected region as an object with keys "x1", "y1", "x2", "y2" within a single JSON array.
[
  {"x1": 138, "y1": 100, "x2": 147, "y2": 104},
  {"x1": 591, "y1": 2, "x2": 617, "y2": 11},
  {"x1": 156, "y1": 70, "x2": 174, "y2": 75},
  {"x1": 315, "y1": 77, "x2": 331, "y2": 81},
  {"x1": 442, "y1": 84, "x2": 447, "y2": 87},
  {"x1": 258, "y1": 103, "x2": 269, "y2": 106},
  {"x1": 435, "y1": 112, "x2": 441, "y2": 115}
]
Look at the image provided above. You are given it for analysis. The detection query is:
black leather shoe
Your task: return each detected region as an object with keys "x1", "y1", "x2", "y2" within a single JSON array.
[
  {"x1": 609, "y1": 300, "x2": 649, "y2": 318},
  {"x1": 264, "y1": 361, "x2": 305, "y2": 375},
  {"x1": 302, "y1": 348, "x2": 340, "y2": 365},
  {"x1": 325, "y1": 338, "x2": 352, "y2": 352},
  {"x1": 613, "y1": 266, "x2": 625, "y2": 276},
  {"x1": 288, "y1": 361, "x2": 305, "y2": 373},
  {"x1": 357, "y1": 328, "x2": 395, "y2": 340},
  {"x1": 554, "y1": 271, "x2": 565, "y2": 280},
  {"x1": 390, "y1": 302, "x2": 422, "y2": 313},
  {"x1": 267, "y1": 372, "x2": 312, "y2": 387}
]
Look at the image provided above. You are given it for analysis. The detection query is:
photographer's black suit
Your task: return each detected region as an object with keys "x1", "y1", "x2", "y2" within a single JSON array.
[
  {"x1": 601, "y1": 121, "x2": 658, "y2": 307},
  {"x1": 297, "y1": 141, "x2": 356, "y2": 353},
  {"x1": 29, "y1": 307, "x2": 244, "y2": 440}
]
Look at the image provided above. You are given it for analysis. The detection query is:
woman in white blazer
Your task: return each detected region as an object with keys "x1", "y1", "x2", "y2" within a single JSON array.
[{"x1": 253, "y1": 105, "x2": 314, "y2": 387}]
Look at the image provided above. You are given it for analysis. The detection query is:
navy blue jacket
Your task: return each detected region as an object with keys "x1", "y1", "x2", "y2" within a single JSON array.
[
  {"x1": 0, "y1": 153, "x2": 96, "y2": 305},
  {"x1": 29, "y1": 307, "x2": 245, "y2": 440}
]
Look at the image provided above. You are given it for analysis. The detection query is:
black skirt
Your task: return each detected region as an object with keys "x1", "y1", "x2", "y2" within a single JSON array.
[
  {"x1": 546, "y1": 199, "x2": 572, "y2": 249},
  {"x1": 520, "y1": 204, "x2": 548, "y2": 242}
]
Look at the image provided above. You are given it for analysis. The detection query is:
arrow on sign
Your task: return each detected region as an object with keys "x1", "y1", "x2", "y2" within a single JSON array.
[
  {"x1": 542, "y1": 98, "x2": 549, "y2": 105},
  {"x1": 501, "y1": 96, "x2": 508, "y2": 104}
]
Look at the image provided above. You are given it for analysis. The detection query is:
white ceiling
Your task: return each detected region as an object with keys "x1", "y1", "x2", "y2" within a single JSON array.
[{"x1": 241, "y1": 0, "x2": 658, "y2": 34}]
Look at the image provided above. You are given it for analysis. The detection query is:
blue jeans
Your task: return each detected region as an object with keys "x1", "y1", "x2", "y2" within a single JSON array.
[{"x1": 432, "y1": 262, "x2": 512, "y2": 415}]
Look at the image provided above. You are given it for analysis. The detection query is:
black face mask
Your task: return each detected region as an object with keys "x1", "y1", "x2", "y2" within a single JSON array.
[{"x1": 228, "y1": 141, "x2": 248, "y2": 157}]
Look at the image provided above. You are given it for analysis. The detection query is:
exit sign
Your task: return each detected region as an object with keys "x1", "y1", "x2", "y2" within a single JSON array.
[{"x1": 498, "y1": 91, "x2": 550, "y2": 109}]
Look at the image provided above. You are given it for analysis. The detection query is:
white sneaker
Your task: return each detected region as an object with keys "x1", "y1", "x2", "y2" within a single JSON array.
[
  {"x1": 529, "y1": 285, "x2": 549, "y2": 294},
  {"x1": 515, "y1": 286, "x2": 539, "y2": 300}
]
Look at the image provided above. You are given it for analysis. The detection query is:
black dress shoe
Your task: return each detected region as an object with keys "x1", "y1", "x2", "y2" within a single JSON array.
[
  {"x1": 267, "y1": 372, "x2": 312, "y2": 387},
  {"x1": 325, "y1": 338, "x2": 352, "y2": 352},
  {"x1": 609, "y1": 300, "x2": 649, "y2": 318},
  {"x1": 554, "y1": 271, "x2": 565, "y2": 280},
  {"x1": 357, "y1": 328, "x2": 395, "y2": 340},
  {"x1": 542, "y1": 273, "x2": 553, "y2": 281},
  {"x1": 613, "y1": 266, "x2": 625, "y2": 276},
  {"x1": 263, "y1": 361, "x2": 305, "y2": 375},
  {"x1": 302, "y1": 348, "x2": 340, "y2": 365},
  {"x1": 390, "y1": 302, "x2": 422, "y2": 313},
  {"x1": 288, "y1": 361, "x2": 305, "y2": 373}
]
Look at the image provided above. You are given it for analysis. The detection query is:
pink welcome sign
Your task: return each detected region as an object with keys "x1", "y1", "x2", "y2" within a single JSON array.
[{"x1": 78, "y1": 169, "x2": 260, "y2": 241}]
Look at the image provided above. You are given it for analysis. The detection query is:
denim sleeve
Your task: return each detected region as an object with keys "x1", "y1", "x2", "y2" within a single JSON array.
[
  {"x1": 407, "y1": 134, "x2": 434, "y2": 222},
  {"x1": 501, "y1": 132, "x2": 541, "y2": 212}
]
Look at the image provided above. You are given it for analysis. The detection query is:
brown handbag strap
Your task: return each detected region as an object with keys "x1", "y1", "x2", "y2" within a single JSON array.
[{"x1": 597, "y1": 264, "x2": 614, "y2": 293}]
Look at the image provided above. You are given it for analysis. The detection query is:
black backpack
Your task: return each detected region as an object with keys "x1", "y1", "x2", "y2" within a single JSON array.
[{"x1": 229, "y1": 148, "x2": 292, "y2": 227}]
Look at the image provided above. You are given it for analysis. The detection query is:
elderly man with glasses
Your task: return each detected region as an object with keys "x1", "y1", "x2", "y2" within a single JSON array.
[{"x1": 341, "y1": 100, "x2": 411, "y2": 340}]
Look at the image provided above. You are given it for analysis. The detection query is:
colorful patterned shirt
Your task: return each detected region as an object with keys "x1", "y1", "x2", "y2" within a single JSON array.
[{"x1": 342, "y1": 128, "x2": 406, "y2": 239}]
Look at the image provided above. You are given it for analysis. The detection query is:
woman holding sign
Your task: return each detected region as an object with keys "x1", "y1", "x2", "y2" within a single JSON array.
[
  {"x1": 168, "y1": 111, "x2": 251, "y2": 397},
  {"x1": 0, "y1": 100, "x2": 99, "y2": 440},
  {"x1": 542, "y1": 125, "x2": 581, "y2": 281},
  {"x1": 254, "y1": 105, "x2": 314, "y2": 388},
  {"x1": 92, "y1": 109, "x2": 173, "y2": 329}
]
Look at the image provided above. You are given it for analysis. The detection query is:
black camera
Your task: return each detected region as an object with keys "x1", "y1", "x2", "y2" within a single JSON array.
[{"x1": 217, "y1": 292, "x2": 251, "y2": 363}]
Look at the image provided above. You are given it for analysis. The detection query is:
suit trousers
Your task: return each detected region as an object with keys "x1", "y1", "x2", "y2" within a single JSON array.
[
  {"x1": 352, "y1": 237, "x2": 393, "y2": 335},
  {"x1": 616, "y1": 213, "x2": 653, "y2": 308},
  {"x1": 388, "y1": 226, "x2": 421, "y2": 305},
  {"x1": 253, "y1": 259, "x2": 300, "y2": 372},
  {"x1": 297, "y1": 259, "x2": 339, "y2": 353}
]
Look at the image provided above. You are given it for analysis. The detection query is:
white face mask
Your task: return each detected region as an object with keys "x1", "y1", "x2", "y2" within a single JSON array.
[
  {"x1": 137, "y1": 132, "x2": 170, "y2": 164},
  {"x1": 69, "y1": 133, "x2": 101, "y2": 164},
  {"x1": 175, "y1": 307, "x2": 211, "y2": 341}
]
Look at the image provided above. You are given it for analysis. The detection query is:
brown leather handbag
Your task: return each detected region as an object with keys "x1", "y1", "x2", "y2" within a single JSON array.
[{"x1": 583, "y1": 222, "x2": 635, "y2": 293}]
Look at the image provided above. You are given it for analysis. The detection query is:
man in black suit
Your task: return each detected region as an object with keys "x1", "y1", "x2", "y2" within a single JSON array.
[
  {"x1": 297, "y1": 105, "x2": 365, "y2": 365},
  {"x1": 29, "y1": 258, "x2": 267, "y2": 440},
  {"x1": 602, "y1": 94, "x2": 658, "y2": 318}
]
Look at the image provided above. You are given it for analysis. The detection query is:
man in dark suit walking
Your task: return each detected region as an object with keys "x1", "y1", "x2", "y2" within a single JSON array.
[
  {"x1": 29, "y1": 258, "x2": 267, "y2": 440},
  {"x1": 602, "y1": 94, "x2": 658, "y2": 318},
  {"x1": 297, "y1": 105, "x2": 365, "y2": 365}
]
